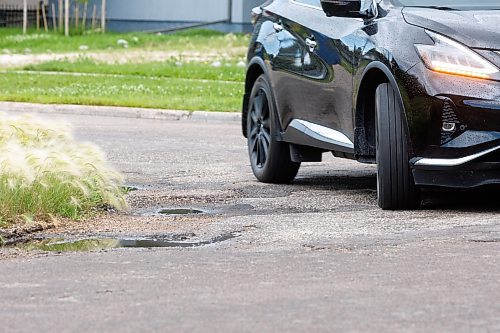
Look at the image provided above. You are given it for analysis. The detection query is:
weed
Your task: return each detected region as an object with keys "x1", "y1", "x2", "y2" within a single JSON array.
[{"x1": 0, "y1": 112, "x2": 127, "y2": 225}]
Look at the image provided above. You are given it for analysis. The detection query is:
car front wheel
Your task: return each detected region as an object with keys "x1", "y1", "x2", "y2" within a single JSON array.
[{"x1": 375, "y1": 83, "x2": 421, "y2": 210}]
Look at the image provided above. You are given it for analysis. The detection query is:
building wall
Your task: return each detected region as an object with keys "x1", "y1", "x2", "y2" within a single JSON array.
[
  {"x1": 44, "y1": 0, "x2": 265, "y2": 32},
  {"x1": 106, "y1": 0, "x2": 263, "y2": 24},
  {"x1": 231, "y1": 0, "x2": 262, "y2": 24},
  {"x1": 107, "y1": 0, "x2": 231, "y2": 23}
]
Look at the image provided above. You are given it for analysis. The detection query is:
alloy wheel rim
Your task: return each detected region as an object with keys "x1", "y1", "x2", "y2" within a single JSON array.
[{"x1": 249, "y1": 88, "x2": 271, "y2": 169}]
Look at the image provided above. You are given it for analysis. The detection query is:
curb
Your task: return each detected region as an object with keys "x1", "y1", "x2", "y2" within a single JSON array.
[{"x1": 0, "y1": 102, "x2": 242, "y2": 123}]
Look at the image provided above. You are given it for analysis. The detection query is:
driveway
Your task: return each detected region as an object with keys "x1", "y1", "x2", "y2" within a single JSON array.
[{"x1": 1, "y1": 108, "x2": 499, "y2": 332}]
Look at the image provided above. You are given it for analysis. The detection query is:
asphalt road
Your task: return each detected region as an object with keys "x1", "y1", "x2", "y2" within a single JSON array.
[{"x1": 1, "y1": 110, "x2": 499, "y2": 333}]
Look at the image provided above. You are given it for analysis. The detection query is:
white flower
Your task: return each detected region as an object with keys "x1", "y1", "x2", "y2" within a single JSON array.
[{"x1": 117, "y1": 39, "x2": 129, "y2": 47}]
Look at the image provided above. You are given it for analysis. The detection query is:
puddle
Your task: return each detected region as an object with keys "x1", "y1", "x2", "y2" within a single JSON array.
[
  {"x1": 18, "y1": 232, "x2": 240, "y2": 252},
  {"x1": 158, "y1": 208, "x2": 204, "y2": 215}
]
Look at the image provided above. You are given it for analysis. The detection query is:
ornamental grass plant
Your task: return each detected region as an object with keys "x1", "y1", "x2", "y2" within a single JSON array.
[{"x1": 0, "y1": 112, "x2": 127, "y2": 225}]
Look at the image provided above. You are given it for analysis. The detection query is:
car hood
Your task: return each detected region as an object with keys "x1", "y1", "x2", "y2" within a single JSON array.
[{"x1": 402, "y1": 8, "x2": 500, "y2": 50}]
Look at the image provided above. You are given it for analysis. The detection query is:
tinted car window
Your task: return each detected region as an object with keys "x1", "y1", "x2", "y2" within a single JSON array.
[{"x1": 293, "y1": 0, "x2": 321, "y2": 7}]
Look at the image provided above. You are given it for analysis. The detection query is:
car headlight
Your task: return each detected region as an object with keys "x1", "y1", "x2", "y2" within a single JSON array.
[{"x1": 415, "y1": 30, "x2": 499, "y2": 79}]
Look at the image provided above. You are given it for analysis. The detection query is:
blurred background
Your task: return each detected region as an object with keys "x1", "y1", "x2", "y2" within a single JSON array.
[{"x1": 0, "y1": 0, "x2": 263, "y2": 33}]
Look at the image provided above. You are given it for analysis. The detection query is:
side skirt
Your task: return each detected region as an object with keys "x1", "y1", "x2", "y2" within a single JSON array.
[{"x1": 282, "y1": 119, "x2": 355, "y2": 156}]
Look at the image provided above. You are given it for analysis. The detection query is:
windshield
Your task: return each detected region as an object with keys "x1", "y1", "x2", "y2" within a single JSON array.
[{"x1": 394, "y1": 0, "x2": 500, "y2": 10}]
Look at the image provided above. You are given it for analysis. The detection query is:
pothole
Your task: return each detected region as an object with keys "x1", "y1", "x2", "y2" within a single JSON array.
[
  {"x1": 158, "y1": 208, "x2": 204, "y2": 215},
  {"x1": 16, "y1": 232, "x2": 240, "y2": 252},
  {"x1": 469, "y1": 238, "x2": 500, "y2": 243}
]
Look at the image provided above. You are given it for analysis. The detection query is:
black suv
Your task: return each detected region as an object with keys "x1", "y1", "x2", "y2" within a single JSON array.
[{"x1": 242, "y1": 0, "x2": 500, "y2": 210}]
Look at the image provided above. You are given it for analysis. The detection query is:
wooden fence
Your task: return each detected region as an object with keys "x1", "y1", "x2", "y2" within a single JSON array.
[
  {"x1": 0, "y1": 0, "x2": 106, "y2": 35},
  {"x1": 0, "y1": 4, "x2": 38, "y2": 28}
]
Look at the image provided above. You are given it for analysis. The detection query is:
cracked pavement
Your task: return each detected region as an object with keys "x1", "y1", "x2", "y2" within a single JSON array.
[{"x1": 0, "y1": 110, "x2": 499, "y2": 332}]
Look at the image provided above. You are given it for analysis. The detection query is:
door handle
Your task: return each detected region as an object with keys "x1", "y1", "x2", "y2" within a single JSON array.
[
  {"x1": 273, "y1": 22, "x2": 284, "y2": 32},
  {"x1": 305, "y1": 37, "x2": 317, "y2": 53}
]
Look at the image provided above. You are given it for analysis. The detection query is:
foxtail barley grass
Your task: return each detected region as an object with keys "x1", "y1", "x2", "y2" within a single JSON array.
[{"x1": 0, "y1": 112, "x2": 127, "y2": 225}]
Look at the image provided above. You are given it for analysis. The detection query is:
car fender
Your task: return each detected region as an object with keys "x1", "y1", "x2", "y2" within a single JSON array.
[
  {"x1": 243, "y1": 56, "x2": 285, "y2": 140},
  {"x1": 354, "y1": 60, "x2": 415, "y2": 156}
]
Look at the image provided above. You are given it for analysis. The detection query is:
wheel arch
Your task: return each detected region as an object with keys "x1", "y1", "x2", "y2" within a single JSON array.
[
  {"x1": 242, "y1": 57, "x2": 267, "y2": 138},
  {"x1": 354, "y1": 61, "x2": 411, "y2": 161}
]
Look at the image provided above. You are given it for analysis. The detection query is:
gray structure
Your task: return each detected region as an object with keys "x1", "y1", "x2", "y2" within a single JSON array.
[{"x1": 55, "y1": 0, "x2": 263, "y2": 33}]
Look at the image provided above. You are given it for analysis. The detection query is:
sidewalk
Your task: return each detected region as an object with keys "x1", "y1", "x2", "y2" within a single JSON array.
[{"x1": 0, "y1": 101, "x2": 242, "y2": 123}]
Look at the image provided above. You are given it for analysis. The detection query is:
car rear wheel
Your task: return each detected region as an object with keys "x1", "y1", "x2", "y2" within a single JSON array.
[
  {"x1": 375, "y1": 83, "x2": 421, "y2": 210},
  {"x1": 247, "y1": 75, "x2": 300, "y2": 183}
]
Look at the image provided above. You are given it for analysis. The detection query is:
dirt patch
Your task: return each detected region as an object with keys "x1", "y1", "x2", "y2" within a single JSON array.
[
  {"x1": 0, "y1": 48, "x2": 247, "y2": 69},
  {"x1": 0, "y1": 221, "x2": 58, "y2": 246},
  {"x1": 0, "y1": 189, "x2": 228, "y2": 252}
]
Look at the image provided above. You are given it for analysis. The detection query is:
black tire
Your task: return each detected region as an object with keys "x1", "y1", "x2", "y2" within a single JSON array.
[
  {"x1": 247, "y1": 75, "x2": 300, "y2": 183},
  {"x1": 375, "y1": 83, "x2": 421, "y2": 210}
]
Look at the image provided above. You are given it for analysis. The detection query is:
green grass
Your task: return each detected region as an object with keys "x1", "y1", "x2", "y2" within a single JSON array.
[
  {"x1": 0, "y1": 28, "x2": 250, "y2": 54},
  {"x1": 0, "y1": 28, "x2": 248, "y2": 111},
  {"x1": 24, "y1": 58, "x2": 246, "y2": 82},
  {"x1": 0, "y1": 112, "x2": 127, "y2": 225},
  {"x1": 0, "y1": 72, "x2": 243, "y2": 112}
]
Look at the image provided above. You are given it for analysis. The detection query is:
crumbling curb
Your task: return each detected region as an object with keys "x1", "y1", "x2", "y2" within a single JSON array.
[{"x1": 0, "y1": 102, "x2": 242, "y2": 123}]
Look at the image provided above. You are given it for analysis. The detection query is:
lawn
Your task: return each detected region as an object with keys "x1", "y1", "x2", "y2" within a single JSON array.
[
  {"x1": 0, "y1": 28, "x2": 249, "y2": 54},
  {"x1": 24, "y1": 58, "x2": 246, "y2": 82},
  {"x1": 0, "y1": 72, "x2": 243, "y2": 112},
  {"x1": 0, "y1": 28, "x2": 249, "y2": 112}
]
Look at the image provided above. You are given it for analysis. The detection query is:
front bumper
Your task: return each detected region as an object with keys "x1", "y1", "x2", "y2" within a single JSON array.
[
  {"x1": 412, "y1": 143, "x2": 500, "y2": 188},
  {"x1": 403, "y1": 63, "x2": 500, "y2": 188}
]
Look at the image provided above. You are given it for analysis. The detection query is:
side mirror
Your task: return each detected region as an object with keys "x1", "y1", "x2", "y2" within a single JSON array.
[{"x1": 320, "y1": 0, "x2": 365, "y2": 18}]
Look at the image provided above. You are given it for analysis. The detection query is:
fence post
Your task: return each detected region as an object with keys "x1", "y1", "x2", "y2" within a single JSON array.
[
  {"x1": 101, "y1": 0, "x2": 106, "y2": 33},
  {"x1": 42, "y1": 2, "x2": 49, "y2": 32},
  {"x1": 52, "y1": 3, "x2": 57, "y2": 32},
  {"x1": 59, "y1": 0, "x2": 63, "y2": 32},
  {"x1": 82, "y1": 2, "x2": 87, "y2": 31},
  {"x1": 36, "y1": 1, "x2": 40, "y2": 31},
  {"x1": 23, "y1": 0, "x2": 28, "y2": 34},
  {"x1": 91, "y1": 4, "x2": 96, "y2": 30},
  {"x1": 64, "y1": 0, "x2": 69, "y2": 36},
  {"x1": 75, "y1": 3, "x2": 79, "y2": 30}
]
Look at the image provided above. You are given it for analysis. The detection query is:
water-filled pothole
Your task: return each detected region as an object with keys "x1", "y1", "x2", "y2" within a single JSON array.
[
  {"x1": 158, "y1": 208, "x2": 204, "y2": 215},
  {"x1": 19, "y1": 232, "x2": 240, "y2": 252}
]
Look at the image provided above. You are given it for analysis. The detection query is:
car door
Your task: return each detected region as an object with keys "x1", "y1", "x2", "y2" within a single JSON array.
[
  {"x1": 272, "y1": 0, "x2": 361, "y2": 145},
  {"x1": 260, "y1": 11, "x2": 307, "y2": 128}
]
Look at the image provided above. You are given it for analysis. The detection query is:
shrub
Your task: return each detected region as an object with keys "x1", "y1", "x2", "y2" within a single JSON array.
[{"x1": 0, "y1": 112, "x2": 127, "y2": 225}]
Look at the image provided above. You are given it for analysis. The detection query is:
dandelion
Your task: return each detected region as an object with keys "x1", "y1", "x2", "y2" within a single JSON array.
[
  {"x1": 117, "y1": 39, "x2": 129, "y2": 48},
  {"x1": 211, "y1": 61, "x2": 222, "y2": 68}
]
